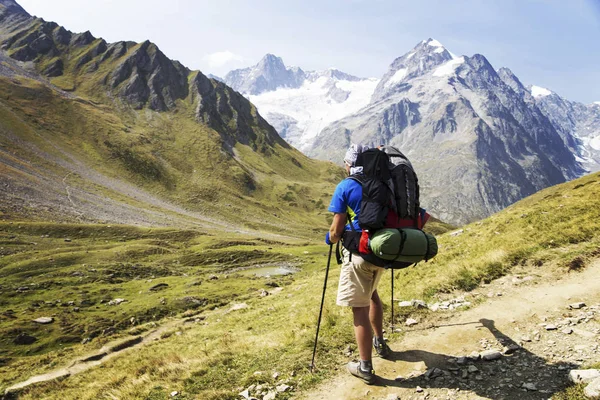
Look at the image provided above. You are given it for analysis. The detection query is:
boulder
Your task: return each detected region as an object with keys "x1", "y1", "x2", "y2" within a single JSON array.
[
  {"x1": 585, "y1": 377, "x2": 600, "y2": 399},
  {"x1": 569, "y1": 369, "x2": 600, "y2": 384}
]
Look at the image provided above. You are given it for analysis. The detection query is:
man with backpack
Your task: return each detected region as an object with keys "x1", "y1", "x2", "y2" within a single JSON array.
[{"x1": 325, "y1": 143, "x2": 391, "y2": 385}]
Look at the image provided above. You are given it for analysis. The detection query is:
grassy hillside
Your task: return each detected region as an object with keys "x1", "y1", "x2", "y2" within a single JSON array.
[
  {"x1": 1, "y1": 172, "x2": 598, "y2": 399},
  {"x1": 0, "y1": 74, "x2": 343, "y2": 236}
]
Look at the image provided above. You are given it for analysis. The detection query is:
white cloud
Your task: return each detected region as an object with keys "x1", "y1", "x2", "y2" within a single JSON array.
[{"x1": 203, "y1": 50, "x2": 245, "y2": 69}]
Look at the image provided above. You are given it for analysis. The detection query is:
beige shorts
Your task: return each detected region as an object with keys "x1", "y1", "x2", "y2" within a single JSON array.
[{"x1": 336, "y1": 248, "x2": 385, "y2": 307}]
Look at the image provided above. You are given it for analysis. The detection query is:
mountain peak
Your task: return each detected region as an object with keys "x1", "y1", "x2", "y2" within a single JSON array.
[
  {"x1": 530, "y1": 85, "x2": 553, "y2": 98},
  {"x1": 372, "y1": 38, "x2": 455, "y2": 101},
  {"x1": 0, "y1": 0, "x2": 29, "y2": 15},
  {"x1": 224, "y1": 54, "x2": 306, "y2": 95},
  {"x1": 424, "y1": 38, "x2": 444, "y2": 47}
]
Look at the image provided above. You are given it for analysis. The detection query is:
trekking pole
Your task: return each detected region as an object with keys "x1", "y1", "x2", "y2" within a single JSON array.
[
  {"x1": 391, "y1": 269, "x2": 394, "y2": 331},
  {"x1": 310, "y1": 244, "x2": 333, "y2": 373}
]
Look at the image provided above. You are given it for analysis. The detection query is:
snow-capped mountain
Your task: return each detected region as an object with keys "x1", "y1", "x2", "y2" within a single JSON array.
[
  {"x1": 308, "y1": 38, "x2": 583, "y2": 225},
  {"x1": 224, "y1": 54, "x2": 306, "y2": 95},
  {"x1": 528, "y1": 85, "x2": 600, "y2": 172},
  {"x1": 224, "y1": 55, "x2": 379, "y2": 151}
]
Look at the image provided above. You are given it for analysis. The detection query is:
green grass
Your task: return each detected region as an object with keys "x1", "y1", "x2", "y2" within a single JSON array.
[
  {"x1": 391, "y1": 172, "x2": 600, "y2": 301},
  {"x1": 1, "y1": 172, "x2": 599, "y2": 399}
]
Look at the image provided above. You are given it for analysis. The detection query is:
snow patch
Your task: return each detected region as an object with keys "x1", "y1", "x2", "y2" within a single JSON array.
[
  {"x1": 427, "y1": 39, "x2": 444, "y2": 47},
  {"x1": 386, "y1": 68, "x2": 408, "y2": 87},
  {"x1": 406, "y1": 52, "x2": 416, "y2": 60},
  {"x1": 593, "y1": 101, "x2": 600, "y2": 106},
  {"x1": 531, "y1": 85, "x2": 552, "y2": 98},
  {"x1": 433, "y1": 57, "x2": 465, "y2": 77},
  {"x1": 248, "y1": 77, "x2": 379, "y2": 151},
  {"x1": 590, "y1": 136, "x2": 600, "y2": 151},
  {"x1": 434, "y1": 47, "x2": 445, "y2": 54}
]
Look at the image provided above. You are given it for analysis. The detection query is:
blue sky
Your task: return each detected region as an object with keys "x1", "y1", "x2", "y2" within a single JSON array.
[{"x1": 16, "y1": 0, "x2": 600, "y2": 103}]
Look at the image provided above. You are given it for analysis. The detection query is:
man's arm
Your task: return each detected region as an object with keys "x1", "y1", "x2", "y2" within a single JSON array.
[{"x1": 328, "y1": 212, "x2": 347, "y2": 244}]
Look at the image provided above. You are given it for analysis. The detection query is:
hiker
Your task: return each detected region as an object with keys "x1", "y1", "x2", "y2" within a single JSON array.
[{"x1": 325, "y1": 143, "x2": 391, "y2": 384}]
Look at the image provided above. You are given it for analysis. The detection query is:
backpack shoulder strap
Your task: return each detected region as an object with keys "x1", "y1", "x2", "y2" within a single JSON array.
[{"x1": 347, "y1": 174, "x2": 364, "y2": 185}]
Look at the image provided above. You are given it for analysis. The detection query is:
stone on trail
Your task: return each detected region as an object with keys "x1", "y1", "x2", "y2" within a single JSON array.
[
  {"x1": 239, "y1": 389, "x2": 250, "y2": 399},
  {"x1": 502, "y1": 344, "x2": 520, "y2": 355},
  {"x1": 405, "y1": 318, "x2": 418, "y2": 326},
  {"x1": 412, "y1": 300, "x2": 427, "y2": 308},
  {"x1": 33, "y1": 317, "x2": 54, "y2": 324},
  {"x1": 585, "y1": 377, "x2": 600, "y2": 399},
  {"x1": 569, "y1": 369, "x2": 600, "y2": 384},
  {"x1": 108, "y1": 298, "x2": 126, "y2": 306},
  {"x1": 522, "y1": 382, "x2": 537, "y2": 391},
  {"x1": 275, "y1": 384, "x2": 290, "y2": 393},
  {"x1": 570, "y1": 302, "x2": 586, "y2": 309},
  {"x1": 425, "y1": 368, "x2": 443, "y2": 379},
  {"x1": 415, "y1": 386, "x2": 424, "y2": 393},
  {"x1": 386, "y1": 394, "x2": 400, "y2": 400},
  {"x1": 398, "y1": 301, "x2": 413, "y2": 307},
  {"x1": 545, "y1": 324, "x2": 557, "y2": 331},
  {"x1": 562, "y1": 328, "x2": 574, "y2": 335},
  {"x1": 263, "y1": 391, "x2": 276, "y2": 400},
  {"x1": 480, "y1": 350, "x2": 502, "y2": 361},
  {"x1": 170, "y1": 391, "x2": 178, "y2": 397},
  {"x1": 467, "y1": 365, "x2": 479, "y2": 374}
]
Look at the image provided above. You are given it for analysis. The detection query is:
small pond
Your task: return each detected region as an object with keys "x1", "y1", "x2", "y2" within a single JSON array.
[{"x1": 236, "y1": 264, "x2": 299, "y2": 277}]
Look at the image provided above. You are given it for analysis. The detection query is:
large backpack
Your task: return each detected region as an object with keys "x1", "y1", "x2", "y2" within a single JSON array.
[{"x1": 338, "y1": 146, "x2": 437, "y2": 269}]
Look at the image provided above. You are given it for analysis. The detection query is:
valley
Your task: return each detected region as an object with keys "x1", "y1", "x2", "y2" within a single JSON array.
[{"x1": 1, "y1": 1, "x2": 599, "y2": 399}]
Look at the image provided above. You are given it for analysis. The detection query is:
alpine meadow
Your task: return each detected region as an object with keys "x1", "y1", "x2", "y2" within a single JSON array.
[{"x1": 1, "y1": 1, "x2": 600, "y2": 400}]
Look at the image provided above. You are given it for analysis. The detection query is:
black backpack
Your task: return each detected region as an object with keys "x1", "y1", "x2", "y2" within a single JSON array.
[{"x1": 337, "y1": 146, "x2": 435, "y2": 269}]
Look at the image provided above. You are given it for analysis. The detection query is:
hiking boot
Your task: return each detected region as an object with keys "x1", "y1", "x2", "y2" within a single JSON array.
[
  {"x1": 347, "y1": 361, "x2": 376, "y2": 385},
  {"x1": 373, "y1": 337, "x2": 391, "y2": 359}
]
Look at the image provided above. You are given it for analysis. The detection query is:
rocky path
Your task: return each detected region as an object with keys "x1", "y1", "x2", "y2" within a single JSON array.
[{"x1": 299, "y1": 260, "x2": 600, "y2": 400}]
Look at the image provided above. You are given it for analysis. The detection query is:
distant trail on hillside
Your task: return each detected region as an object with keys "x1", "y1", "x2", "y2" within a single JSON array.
[{"x1": 300, "y1": 259, "x2": 600, "y2": 400}]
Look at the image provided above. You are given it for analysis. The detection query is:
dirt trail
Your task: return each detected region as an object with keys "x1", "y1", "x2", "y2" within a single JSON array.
[
  {"x1": 3, "y1": 319, "x2": 183, "y2": 397},
  {"x1": 300, "y1": 260, "x2": 600, "y2": 400}
]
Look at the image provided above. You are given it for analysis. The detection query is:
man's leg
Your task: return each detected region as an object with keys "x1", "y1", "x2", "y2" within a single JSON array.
[
  {"x1": 370, "y1": 290, "x2": 384, "y2": 338},
  {"x1": 370, "y1": 288, "x2": 391, "y2": 358},
  {"x1": 352, "y1": 306, "x2": 372, "y2": 362}
]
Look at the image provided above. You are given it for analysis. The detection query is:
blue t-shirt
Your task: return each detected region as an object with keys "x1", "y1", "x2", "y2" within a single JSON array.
[{"x1": 328, "y1": 178, "x2": 362, "y2": 231}]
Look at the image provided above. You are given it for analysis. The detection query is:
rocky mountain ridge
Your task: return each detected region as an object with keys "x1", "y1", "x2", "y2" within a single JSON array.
[
  {"x1": 0, "y1": 2, "x2": 289, "y2": 153},
  {"x1": 0, "y1": 1, "x2": 335, "y2": 232},
  {"x1": 307, "y1": 39, "x2": 584, "y2": 225},
  {"x1": 529, "y1": 86, "x2": 600, "y2": 172},
  {"x1": 224, "y1": 54, "x2": 379, "y2": 150}
]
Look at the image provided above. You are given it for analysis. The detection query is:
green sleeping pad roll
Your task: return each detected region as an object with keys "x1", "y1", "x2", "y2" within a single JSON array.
[{"x1": 369, "y1": 228, "x2": 438, "y2": 263}]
